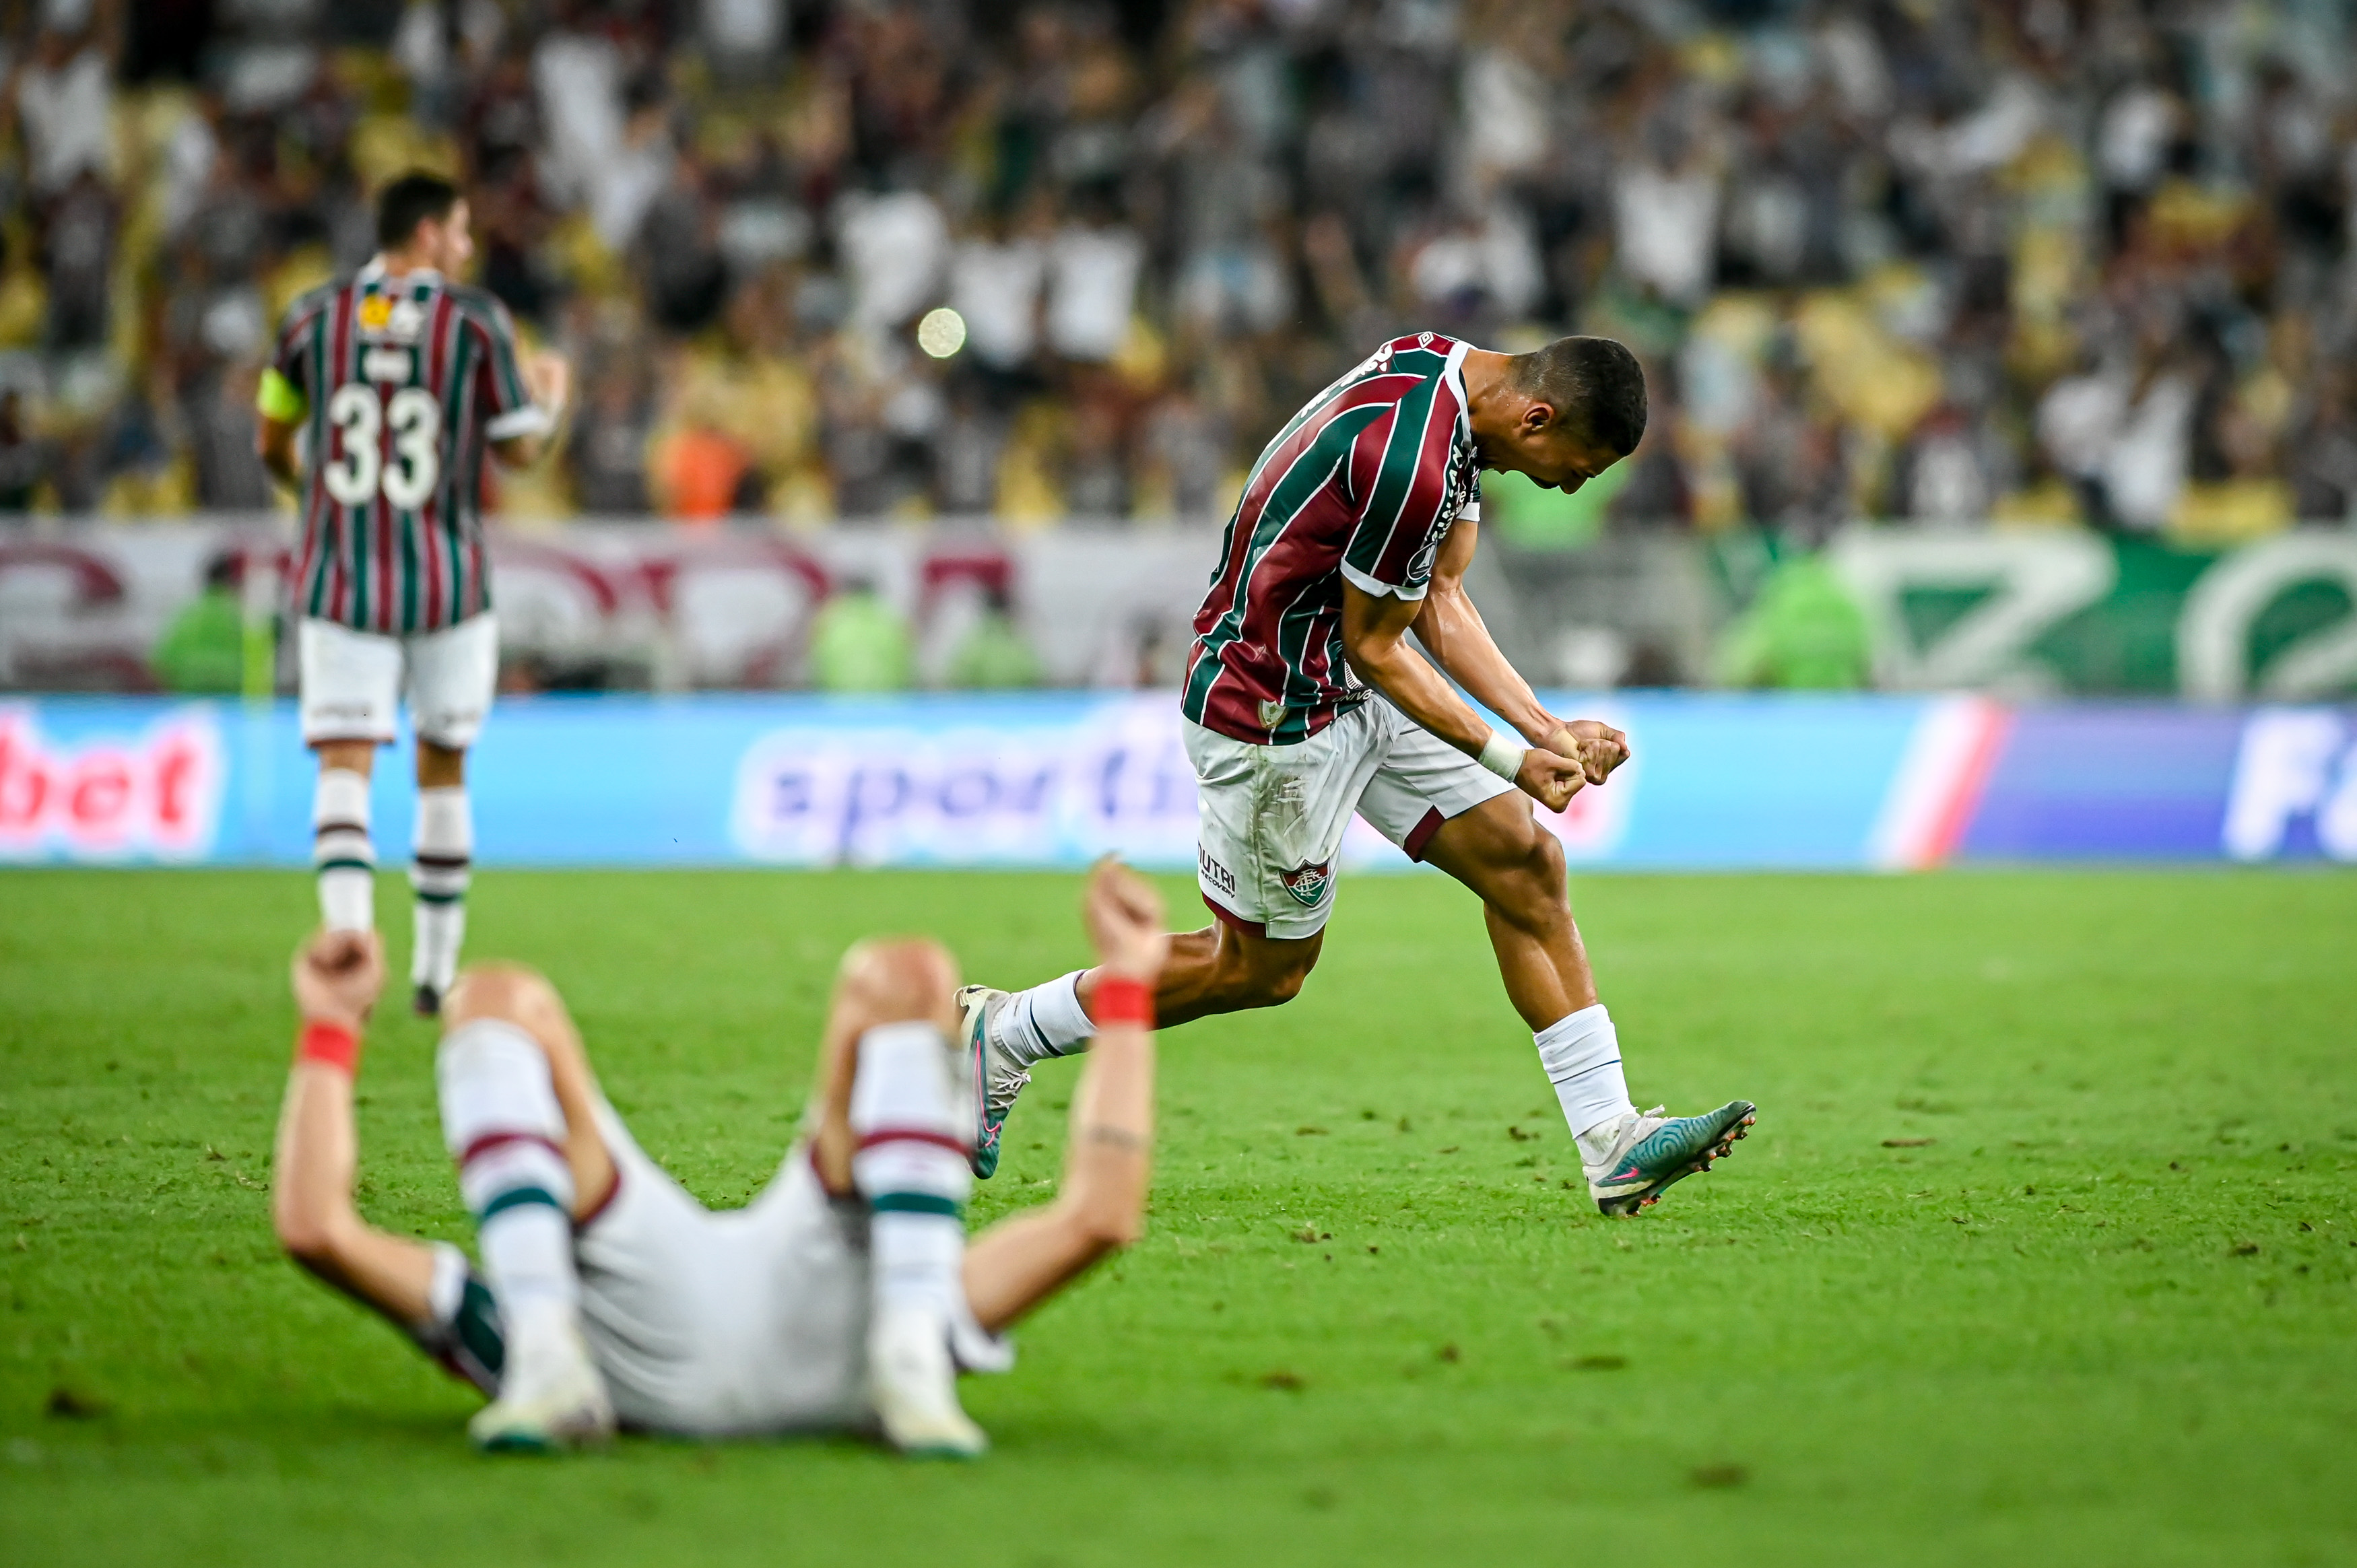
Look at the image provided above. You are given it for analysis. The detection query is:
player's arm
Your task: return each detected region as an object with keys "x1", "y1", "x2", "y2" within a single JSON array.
[
  {"x1": 1340, "y1": 574, "x2": 1589, "y2": 813},
  {"x1": 1407, "y1": 516, "x2": 1630, "y2": 785},
  {"x1": 961, "y1": 860, "x2": 1168, "y2": 1332},
  {"x1": 271, "y1": 929, "x2": 440, "y2": 1326},
  {"x1": 488, "y1": 349, "x2": 570, "y2": 469}
]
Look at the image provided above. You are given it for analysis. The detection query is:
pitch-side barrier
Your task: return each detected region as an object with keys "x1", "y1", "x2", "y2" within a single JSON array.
[{"x1": 3, "y1": 693, "x2": 2352, "y2": 871}]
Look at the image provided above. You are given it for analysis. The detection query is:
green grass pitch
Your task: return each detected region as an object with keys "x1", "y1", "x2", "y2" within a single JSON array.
[{"x1": 3, "y1": 866, "x2": 2355, "y2": 1566}]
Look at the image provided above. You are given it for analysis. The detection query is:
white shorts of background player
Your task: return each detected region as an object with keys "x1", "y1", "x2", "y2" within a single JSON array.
[
  {"x1": 298, "y1": 611, "x2": 499, "y2": 749},
  {"x1": 568, "y1": 1101, "x2": 1010, "y2": 1437},
  {"x1": 1183, "y1": 693, "x2": 1516, "y2": 940}
]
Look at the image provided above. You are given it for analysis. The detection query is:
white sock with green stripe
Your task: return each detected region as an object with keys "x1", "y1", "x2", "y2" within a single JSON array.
[
  {"x1": 438, "y1": 1019, "x2": 578, "y2": 1316},
  {"x1": 313, "y1": 768, "x2": 375, "y2": 932},
  {"x1": 411, "y1": 787, "x2": 471, "y2": 994},
  {"x1": 849, "y1": 1021, "x2": 970, "y2": 1322}
]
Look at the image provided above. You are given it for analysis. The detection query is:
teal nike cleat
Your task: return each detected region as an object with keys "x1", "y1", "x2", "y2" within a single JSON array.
[
  {"x1": 1585, "y1": 1101, "x2": 1758, "y2": 1217},
  {"x1": 954, "y1": 986, "x2": 1028, "y2": 1180}
]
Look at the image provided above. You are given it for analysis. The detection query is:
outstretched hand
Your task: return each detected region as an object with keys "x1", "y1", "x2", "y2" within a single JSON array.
[
  {"x1": 292, "y1": 928, "x2": 385, "y2": 1030},
  {"x1": 1084, "y1": 858, "x2": 1170, "y2": 983},
  {"x1": 1545, "y1": 718, "x2": 1630, "y2": 785}
]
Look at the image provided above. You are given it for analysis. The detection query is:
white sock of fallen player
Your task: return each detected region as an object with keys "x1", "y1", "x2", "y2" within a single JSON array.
[
  {"x1": 437, "y1": 1019, "x2": 580, "y2": 1322},
  {"x1": 848, "y1": 1020, "x2": 972, "y2": 1323}
]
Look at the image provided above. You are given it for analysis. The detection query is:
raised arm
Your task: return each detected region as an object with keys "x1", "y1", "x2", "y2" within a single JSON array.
[
  {"x1": 1404, "y1": 516, "x2": 1630, "y2": 785},
  {"x1": 271, "y1": 928, "x2": 439, "y2": 1326},
  {"x1": 960, "y1": 860, "x2": 1170, "y2": 1330}
]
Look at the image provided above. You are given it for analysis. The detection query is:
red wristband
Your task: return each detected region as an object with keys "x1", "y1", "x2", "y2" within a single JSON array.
[
  {"x1": 1092, "y1": 977, "x2": 1155, "y2": 1031},
  {"x1": 296, "y1": 1020, "x2": 362, "y2": 1075}
]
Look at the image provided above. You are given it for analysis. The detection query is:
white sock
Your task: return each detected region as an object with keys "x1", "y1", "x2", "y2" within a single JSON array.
[
  {"x1": 313, "y1": 768, "x2": 375, "y2": 932},
  {"x1": 995, "y1": 972, "x2": 1094, "y2": 1068},
  {"x1": 438, "y1": 1019, "x2": 578, "y2": 1315},
  {"x1": 848, "y1": 1021, "x2": 970, "y2": 1322},
  {"x1": 411, "y1": 787, "x2": 472, "y2": 993},
  {"x1": 1535, "y1": 1004, "x2": 1636, "y2": 1166}
]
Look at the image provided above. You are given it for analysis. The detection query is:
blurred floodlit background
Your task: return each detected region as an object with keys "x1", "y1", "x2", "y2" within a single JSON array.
[{"x1": 0, "y1": 0, "x2": 2354, "y2": 705}]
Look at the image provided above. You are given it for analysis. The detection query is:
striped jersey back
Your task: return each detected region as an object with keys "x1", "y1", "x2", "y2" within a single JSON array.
[
  {"x1": 269, "y1": 261, "x2": 549, "y2": 634},
  {"x1": 1182, "y1": 332, "x2": 1481, "y2": 745}
]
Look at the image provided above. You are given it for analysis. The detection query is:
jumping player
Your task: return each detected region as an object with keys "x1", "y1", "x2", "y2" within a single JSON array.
[
  {"x1": 966, "y1": 333, "x2": 1755, "y2": 1216},
  {"x1": 270, "y1": 858, "x2": 1169, "y2": 1455},
  {"x1": 257, "y1": 171, "x2": 570, "y2": 1014}
]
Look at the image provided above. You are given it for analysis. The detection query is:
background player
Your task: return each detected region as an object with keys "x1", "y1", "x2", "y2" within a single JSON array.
[
  {"x1": 257, "y1": 171, "x2": 569, "y2": 1015},
  {"x1": 270, "y1": 858, "x2": 1169, "y2": 1456},
  {"x1": 967, "y1": 333, "x2": 1753, "y2": 1216}
]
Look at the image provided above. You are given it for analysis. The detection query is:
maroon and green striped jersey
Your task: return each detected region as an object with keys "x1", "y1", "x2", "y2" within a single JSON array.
[
  {"x1": 1183, "y1": 332, "x2": 1482, "y2": 745},
  {"x1": 266, "y1": 259, "x2": 549, "y2": 634}
]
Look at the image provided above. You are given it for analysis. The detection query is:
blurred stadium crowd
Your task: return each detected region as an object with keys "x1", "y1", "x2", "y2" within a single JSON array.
[{"x1": 1, "y1": 0, "x2": 2354, "y2": 545}]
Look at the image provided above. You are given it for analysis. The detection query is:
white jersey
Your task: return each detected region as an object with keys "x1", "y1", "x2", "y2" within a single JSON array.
[
  {"x1": 417, "y1": 1100, "x2": 1011, "y2": 1434},
  {"x1": 572, "y1": 1105, "x2": 877, "y2": 1435}
]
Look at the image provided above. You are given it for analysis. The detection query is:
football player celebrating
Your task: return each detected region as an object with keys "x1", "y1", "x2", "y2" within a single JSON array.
[
  {"x1": 257, "y1": 171, "x2": 569, "y2": 1015},
  {"x1": 270, "y1": 858, "x2": 1169, "y2": 1455},
  {"x1": 967, "y1": 333, "x2": 1754, "y2": 1216}
]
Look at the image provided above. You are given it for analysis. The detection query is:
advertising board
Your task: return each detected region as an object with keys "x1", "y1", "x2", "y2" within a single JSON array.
[{"x1": 7, "y1": 693, "x2": 2352, "y2": 872}]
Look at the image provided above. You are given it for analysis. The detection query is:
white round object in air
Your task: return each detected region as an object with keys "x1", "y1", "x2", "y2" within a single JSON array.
[{"x1": 917, "y1": 308, "x2": 968, "y2": 359}]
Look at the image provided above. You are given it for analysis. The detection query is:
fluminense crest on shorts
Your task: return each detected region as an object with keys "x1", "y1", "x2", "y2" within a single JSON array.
[{"x1": 1279, "y1": 860, "x2": 1331, "y2": 908}]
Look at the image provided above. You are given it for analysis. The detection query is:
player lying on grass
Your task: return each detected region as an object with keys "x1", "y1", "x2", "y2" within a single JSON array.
[
  {"x1": 966, "y1": 333, "x2": 1753, "y2": 1216},
  {"x1": 270, "y1": 859, "x2": 1170, "y2": 1455}
]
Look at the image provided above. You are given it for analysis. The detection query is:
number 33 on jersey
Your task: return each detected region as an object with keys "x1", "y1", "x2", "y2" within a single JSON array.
[{"x1": 260, "y1": 260, "x2": 552, "y2": 635}]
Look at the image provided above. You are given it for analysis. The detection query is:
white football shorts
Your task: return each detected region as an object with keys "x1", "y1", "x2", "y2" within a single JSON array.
[
  {"x1": 1183, "y1": 694, "x2": 1517, "y2": 940},
  {"x1": 298, "y1": 613, "x2": 498, "y2": 749},
  {"x1": 570, "y1": 1103, "x2": 1010, "y2": 1438}
]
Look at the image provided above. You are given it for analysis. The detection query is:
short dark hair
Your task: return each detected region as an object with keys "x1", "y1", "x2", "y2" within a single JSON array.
[
  {"x1": 376, "y1": 172, "x2": 461, "y2": 250},
  {"x1": 1509, "y1": 336, "x2": 1648, "y2": 457}
]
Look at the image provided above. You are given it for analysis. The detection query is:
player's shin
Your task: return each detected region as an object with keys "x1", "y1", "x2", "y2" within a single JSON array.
[
  {"x1": 1534, "y1": 1004, "x2": 1638, "y2": 1165},
  {"x1": 849, "y1": 1020, "x2": 987, "y2": 1456},
  {"x1": 313, "y1": 769, "x2": 376, "y2": 932},
  {"x1": 410, "y1": 787, "x2": 472, "y2": 1011}
]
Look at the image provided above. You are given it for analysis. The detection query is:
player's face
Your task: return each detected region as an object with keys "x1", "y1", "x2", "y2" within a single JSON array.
[
  {"x1": 424, "y1": 201, "x2": 476, "y2": 277},
  {"x1": 1485, "y1": 410, "x2": 1624, "y2": 494}
]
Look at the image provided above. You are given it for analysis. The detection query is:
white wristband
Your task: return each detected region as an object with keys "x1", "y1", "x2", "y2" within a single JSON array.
[{"x1": 1476, "y1": 726, "x2": 1526, "y2": 782}]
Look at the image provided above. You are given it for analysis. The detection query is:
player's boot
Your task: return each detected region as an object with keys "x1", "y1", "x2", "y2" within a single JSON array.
[
  {"x1": 413, "y1": 983, "x2": 442, "y2": 1018},
  {"x1": 954, "y1": 986, "x2": 1029, "y2": 1180},
  {"x1": 869, "y1": 1305, "x2": 988, "y2": 1458},
  {"x1": 1585, "y1": 1101, "x2": 1758, "y2": 1217},
  {"x1": 466, "y1": 1305, "x2": 614, "y2": 1454}
]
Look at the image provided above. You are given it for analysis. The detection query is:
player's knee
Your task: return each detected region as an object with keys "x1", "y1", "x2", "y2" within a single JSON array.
[
  {"x1": 1210, "y1": 939, "x2": 1315, "y2": 1009},
  {"x1": 836, "y1": 937, "x2": 957, "y2": 1023},
  {"x1": 1251, "y1": 950, "x2": 1316, "y2": 1007},
  {"x1": 1525, "y1": 824, "x2": 1567, "y2": 890},
  {"x1": 1259, "y1": 963, "x2": 1310, "y2": 1007},
  {"x1": 442, "y1": 963, "x2": 564, "y2": 1037},
  {"x1": 1489, "y1": 825, "x2": 1568, "y2": 917}
]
